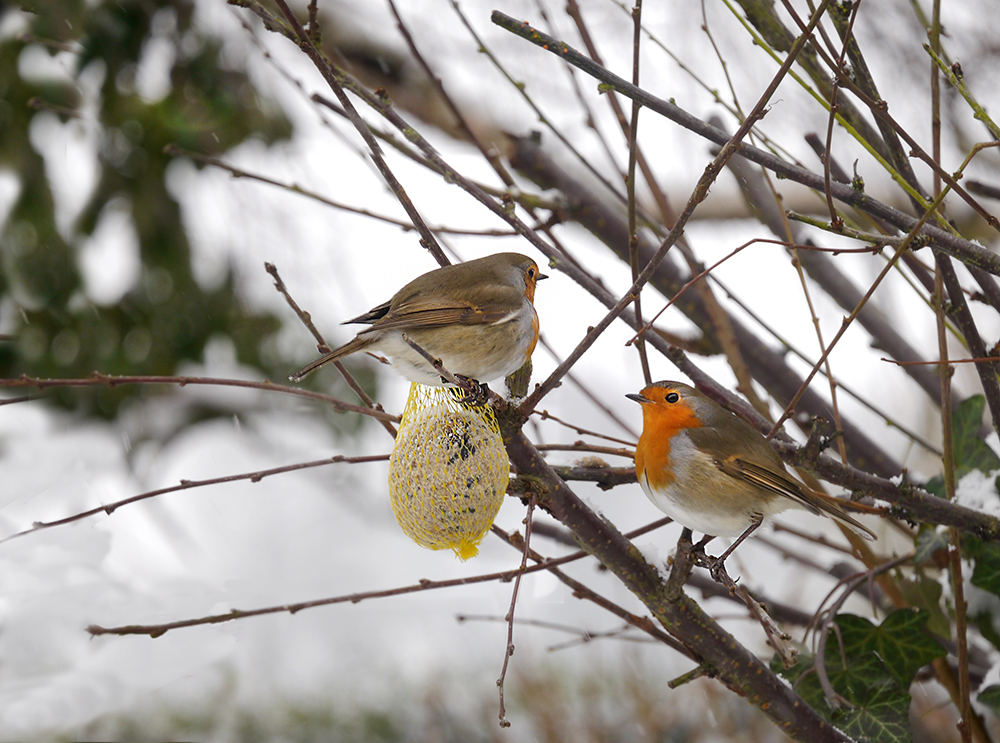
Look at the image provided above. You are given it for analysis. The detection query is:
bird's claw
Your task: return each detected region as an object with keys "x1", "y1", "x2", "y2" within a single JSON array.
[
  {"x1": 707, "y1": 557, "x2": 739, "y2": 593},
  {"x1": 452, "y1": 376, "x2": 489, "y2": 406}
]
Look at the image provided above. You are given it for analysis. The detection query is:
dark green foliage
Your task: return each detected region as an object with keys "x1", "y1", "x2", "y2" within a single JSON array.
[
  {"x1": 774, "y1": 609, "x2": 945, "y2": 743},
  {"x1": 925, "y1": 395, "x2": 1000, "y2": 497},
  {"x1": 951, "y1": 396, "x2": 1000, "y2": 479},
  {"x1": 1, "y1": 0, "x2": 292, "y2": 417},
  {"x1": 977, "y1": 684, "x2": 1000, "y2": 719}
]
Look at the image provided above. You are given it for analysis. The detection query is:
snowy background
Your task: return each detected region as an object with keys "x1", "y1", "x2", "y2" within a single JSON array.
[{"x1": 2, "y1": 0, "x2": 999, "y2": 740}]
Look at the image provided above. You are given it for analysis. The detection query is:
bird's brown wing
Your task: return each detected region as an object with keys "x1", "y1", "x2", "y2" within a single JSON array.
[
  {"x1": 687, "y1": 414, "x2": 788, "y2": 471},
  {"x1": 684, "y1": 407, "x2": 876, "y2": 540},
  {"x1": 728, "y1": 458, "x2": 876, "y2": 541},
  {"x1": 345, "y1": 300, "x2": 393, "y2": 325},
  {"x1": 717, "y1": 457, "x2": 822, "y2": 514},
  {"x1": 364, "y1": 304, "x2": 515, "y2": 332}
]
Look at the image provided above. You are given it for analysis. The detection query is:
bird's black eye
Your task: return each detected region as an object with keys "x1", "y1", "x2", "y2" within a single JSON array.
[
  {"x1": 665, "y1": 392, "x2": 680, "y2": 403},
  {"x1": 527, "y1": 267, "x2": 536, "y2": 279}
]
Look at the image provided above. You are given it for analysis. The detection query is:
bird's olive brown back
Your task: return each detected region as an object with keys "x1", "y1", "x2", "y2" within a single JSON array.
[{"x1": 685, "y1": 398, "x2": 789, "y2": 474}]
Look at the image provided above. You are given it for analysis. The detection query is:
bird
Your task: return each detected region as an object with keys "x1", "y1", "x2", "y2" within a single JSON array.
[
  {"x1": 627, "y1": 380, "x2": 875, "y2": 576},
  {"x1": 290, "y1": 253, "x2": 546, "y2": 387}
]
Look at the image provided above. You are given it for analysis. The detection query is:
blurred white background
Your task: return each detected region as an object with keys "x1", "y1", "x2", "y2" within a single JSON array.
[{"x1": 2, "y1": 0, "x2": 999, "y2": 740}]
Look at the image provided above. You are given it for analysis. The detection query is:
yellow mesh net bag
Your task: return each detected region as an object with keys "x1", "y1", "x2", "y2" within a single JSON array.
[{"x1": 388, "y1": 383, "x2": 510, "y2": 560}]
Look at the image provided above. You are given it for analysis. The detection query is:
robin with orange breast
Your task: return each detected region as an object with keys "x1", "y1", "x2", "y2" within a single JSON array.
[
  {"x1": 627, "y1": 380, "x2": 875, "y2": 577},
  {"x1": 290, "y1": 253, "x2": 546, "y2": 387}
]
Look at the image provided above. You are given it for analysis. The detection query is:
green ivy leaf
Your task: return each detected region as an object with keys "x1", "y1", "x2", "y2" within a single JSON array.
[
  {"x1": 773, "y1": 653, "x2": 912, "y2": 743},
  {"x1": 952, "y1": 395, "x2": 1000, "y2": 478},
  {"x1": 769, "y1": 652, "x2": 828, "y2": 712},
  {"x1": 898, "y1": 573, "x2": 950, "y2": 638},
  {"x1": 775, "y1": 609, "x2": 944, "y2": 743},
  {"x1": 971, "y1": 540, "x2": 1000, "y2": 596},
  {"x1": 836, "y1": 610, "x2": 945, "y2": 692},
  {"x1": 824, "y1": 622, "x2": 888, "y2": 704},
  {"x1": 913, "y1": 527, "x2": 948, "y2": 564},
  {"x1": 836, "y1": 683, "x2": 911, "y2": 743},
  {"x1": 977, "y1": 685, "x2": 1000, "y2": 718}
]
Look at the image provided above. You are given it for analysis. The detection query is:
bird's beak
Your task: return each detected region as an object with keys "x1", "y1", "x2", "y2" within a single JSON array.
[
  {"x1": 537, "y1": 271, "x2": 549, "y2": 281},
  {"x1": 625, "y1": 392, "x2": 650, "y2": 404}
]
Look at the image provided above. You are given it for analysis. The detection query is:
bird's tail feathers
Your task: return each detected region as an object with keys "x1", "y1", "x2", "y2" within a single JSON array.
[
  {"x1": 807, "y1": 490, "x2": 877, "y2": 541},
  {"x1": 289, "y1": 336, "x2": 373, "y2": 382},
  {"x1": 732, "y1": 459, "x2": 877, "y2": 541}
]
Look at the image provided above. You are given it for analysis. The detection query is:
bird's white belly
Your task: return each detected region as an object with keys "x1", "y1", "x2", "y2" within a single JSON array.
[
  {"x1": 365, "y1": 312, "x2": 536, "y2": 386},
  {"x1": 638, "y1": 470, "x2": 756, "y2": 537},
  {"x1": 637, "y1": 433, "x2": 790, "y2": 537}
]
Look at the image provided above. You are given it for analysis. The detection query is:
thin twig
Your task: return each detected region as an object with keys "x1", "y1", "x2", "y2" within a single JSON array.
[
  {"x1": 819, "y1": 0, "x2": 860, "y2": 228},
  {"x1": 543, "y1": 1, "x2": 626, "y2": 188},
  {"x1": 88, "y1": 514, "x2": 673, "y2": 639},
  {"x1": 398, "y1": 333, "x2": 484, "y2": 401},
  {"x1": 1, "y1": 454, "x2": 388, "y2": 546},
  {"x1": 166, "y1": 145, "x2": 468, "y2": 234},
  {"x1": 497, "y1": 496, "x2": 536, "y2": 728},
  {"x1": 458, "y1": 614, "x2": 653, "y2": 651},
  {"x1": 0, "y1": 374, "x2": 399, "y2": 421},
  {"x1": 938, "y1": 254, "x2": 1000, "y2": 435},
  {"x1": 738, "y1": 584, "x2": 797, "y2": 667},
  {"x1": 512, "y1": 0, "x2": 828, "y2": 417},
  {"x1": 933, "y1": 132, "x2": 975, "y2": 740},
  {"x1": 491, "y1": 11, "x2": 1000, "y2": 275},
  {"x1": 768, "y1": 184, "x2": 954, "y2": 437},
  {"x1": 787, "y1": 0, "x2": 856, "y2": 470},
  {"x1": 271, "y1": 0, "x2": 449, "y2": 267},
  {"x1": 531, "y1": 409, "x2": 635, "y2": 447},
  {"x1": 534, "y1": 442, "x2": 634, "y2": 458},
  {"x1": 264, "y1": 262, "x2": 396, "y2": 438},
  {"x1": 449, "y1": 0, "x2": 630, "y2": 211},
  {"x1": 625, "y1": 0, "x2": 651, "y2": 386},
  {"x1": 490, "y1": 522, "x2": 693, "y2": 657},
  {"x1": 536, "y1": 335, "x2": 640, "y2": 439},
  {"x1": 385, "y1": 0, "x2": 519, "y2": 191},
  {"x1": 882, "y1": 356, "x2": 1000, "y2": 367},
  {"x1": 767, "y1": 524, "x2": 857, "y2": 557},
  {"x1": 89, "y1": 529, "x2": 593, "y2": 638}
]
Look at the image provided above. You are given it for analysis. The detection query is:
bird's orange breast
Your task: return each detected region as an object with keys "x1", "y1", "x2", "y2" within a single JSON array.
[
  {"x1": 527, "y1": 311, "x2": 539, "y2": 356},
  {"x1": 635, "y1": 399, "x2": 703, "y2": 492},
  {"x1": 524, "y1": 279, "x2": 537, "y2": 303}
]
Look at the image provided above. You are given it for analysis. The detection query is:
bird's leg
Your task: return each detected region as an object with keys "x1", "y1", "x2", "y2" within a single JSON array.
[
  {"x1": 683, "y1": 532, "x2": 716, "y2": 573},
  {"x1": 400, "y1": 333, "x2": 482, "y2": 401},
  {"x1": 676, "y1": 528, "x2": 713, "y2": 556},
  {"x1": 707, "y1": 515, "x2": 763, "y2": 589},
  {"x1": 670, "y1": 530, "x2": 724, "y2": 587},
  {"x1": 693, "y1": 533, "x2": 715, "y2": 555}
]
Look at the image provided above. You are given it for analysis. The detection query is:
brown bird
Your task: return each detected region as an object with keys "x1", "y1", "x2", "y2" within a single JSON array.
[
  {"x1": 628, "y1": 380, "x2": 875, "y2": 568},
  {"x1": 291, "y1": 253, "x2": 546, "y2": 386}
]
